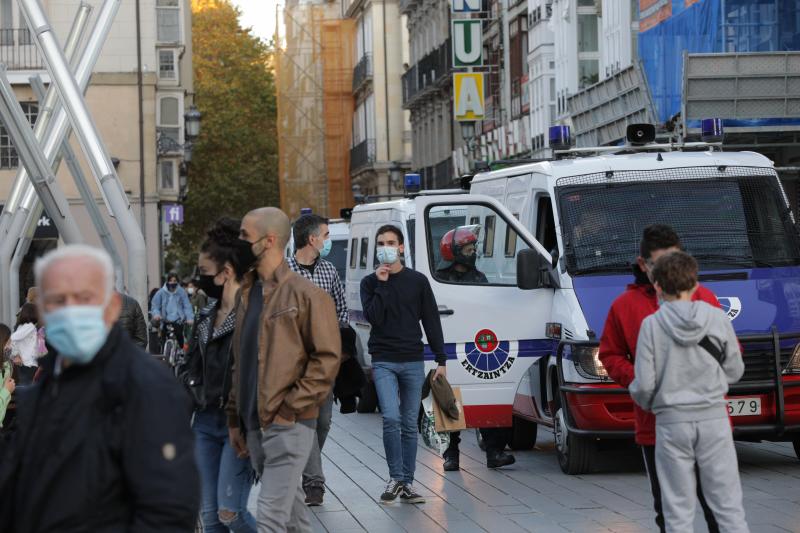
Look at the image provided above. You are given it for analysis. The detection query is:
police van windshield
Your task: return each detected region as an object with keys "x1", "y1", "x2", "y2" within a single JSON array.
[{"x1": 556, "y1": 169, "x2": 800, "y2": 275}]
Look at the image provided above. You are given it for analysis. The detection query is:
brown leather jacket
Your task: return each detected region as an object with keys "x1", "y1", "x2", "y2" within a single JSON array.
[{"x1": 226, "y1": 261, "x2": 341, "y2": 428}]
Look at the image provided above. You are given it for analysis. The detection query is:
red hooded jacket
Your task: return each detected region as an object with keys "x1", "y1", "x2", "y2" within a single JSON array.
[{"x1": 598, "y1": 282, "x2": 720, "y2": 445}]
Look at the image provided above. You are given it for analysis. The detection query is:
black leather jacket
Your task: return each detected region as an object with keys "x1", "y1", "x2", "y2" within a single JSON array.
[{"x1": 179, "y1": 303, "x2": 236, "y2": 411}]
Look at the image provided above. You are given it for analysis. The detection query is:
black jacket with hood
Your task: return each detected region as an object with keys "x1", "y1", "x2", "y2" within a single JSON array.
[{"x1": 0, "y1": 324, "x2": 199, "y2": 532}]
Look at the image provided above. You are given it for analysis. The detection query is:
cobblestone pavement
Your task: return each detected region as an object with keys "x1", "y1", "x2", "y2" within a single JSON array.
[{"x1": 249, "y1": 410, "x2": 800, "y2": 532}]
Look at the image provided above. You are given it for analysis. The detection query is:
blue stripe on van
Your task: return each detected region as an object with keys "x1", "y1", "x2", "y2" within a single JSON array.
[{"x1": 422, "y1": 339, "x2": 552, "y2": 361}]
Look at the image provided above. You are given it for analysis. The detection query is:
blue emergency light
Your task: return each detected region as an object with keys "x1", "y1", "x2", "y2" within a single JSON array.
[
  {"x1": 300, "y1": 207, "x2": 312, "y2": 215},
  {"x1": 405, "y1": 173, "x2": 421, "y2": 193},
  {"x1": 549, "y1": 125, "x2": 572, "y2": 150},
  {"x1": 701, "y1": 118, "x2": 723, "y2": 143}
]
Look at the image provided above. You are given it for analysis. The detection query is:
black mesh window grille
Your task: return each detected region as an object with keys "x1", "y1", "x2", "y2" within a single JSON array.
[{"x1": 555, "y1": 166, "x2": 800, "y2": 275}]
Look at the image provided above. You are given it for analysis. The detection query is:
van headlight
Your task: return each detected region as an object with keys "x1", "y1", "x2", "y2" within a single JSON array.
[
  {"x1": 573, "y1": 345, "x2": 609, "y2": 380},
  {"x1": 784, "y1": 344, "x2": 800, "y2": 374}
]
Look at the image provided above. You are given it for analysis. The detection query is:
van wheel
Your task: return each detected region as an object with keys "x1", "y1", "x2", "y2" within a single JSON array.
[
  {"x1": 356, "y1": 381, "x2": 378, "y2": 413},
  {"x1": 510, "y1": 416, "x2": 538, "y2": 450},
  {"x1": 554, "y1": 407, "x2": 595, "y2": 474},
  {"x1": 793, "y1": 437, "x2": 800, "y2": 461}
]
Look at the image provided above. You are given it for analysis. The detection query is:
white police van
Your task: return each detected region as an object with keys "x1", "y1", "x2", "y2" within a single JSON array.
[{"x1": 347, "y1": 123, "x2": 800, "y2": 473}]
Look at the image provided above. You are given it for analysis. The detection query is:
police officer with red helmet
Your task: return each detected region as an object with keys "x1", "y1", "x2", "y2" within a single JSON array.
[
  {"x1": 435, "y1": 226, "x2": 515, "y2": 471},
  {"x1": 436, "y1": 225, "x2": 487, "y2": 283}
]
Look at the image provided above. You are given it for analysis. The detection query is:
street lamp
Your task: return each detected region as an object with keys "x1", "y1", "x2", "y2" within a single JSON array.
[
  {"x1": 460, "y1": 120, "x2": 476, "y2": 142},
  {"x1": 184, "y1": 105, "x2": 201, "y2": 140},
  {"x1": 460, "y1": 120, "x2": 478, "y2": 171}
]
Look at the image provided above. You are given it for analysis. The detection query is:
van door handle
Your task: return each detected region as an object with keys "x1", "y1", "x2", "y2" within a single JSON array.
[{"x1": 438, "y1": 307, "x2": 454, "y2": 316}]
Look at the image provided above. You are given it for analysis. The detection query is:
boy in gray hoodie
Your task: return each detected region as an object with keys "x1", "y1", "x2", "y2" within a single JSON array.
[{"x1": 630, "y1": 251, "x2": 748, "y2": 533}]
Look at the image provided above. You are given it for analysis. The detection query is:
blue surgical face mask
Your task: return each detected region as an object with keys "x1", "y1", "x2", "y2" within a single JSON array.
[
  {"x1": 319, "y1": 238, "x2": 332, "y2": 258},
  {"x1": 44, "y1": 305, "x2": 109, "y2": 364},
  {"x1": 376, "y1": 246, "x2": 399, "y2": 265}
]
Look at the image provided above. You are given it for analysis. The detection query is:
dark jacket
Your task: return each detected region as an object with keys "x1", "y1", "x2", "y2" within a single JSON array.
[
  {"x1": 0, "y1": 325, "x2": 200, "y2": 532},
  {"x1": 179, "y1": 302, "x2": 236, "y2": 411},
  {"x1": 118, "y1": 293, "x2": 148, "y2": 348},
  {"x1": 333, "y1": 325, "x2": 365, "y2": 413}
]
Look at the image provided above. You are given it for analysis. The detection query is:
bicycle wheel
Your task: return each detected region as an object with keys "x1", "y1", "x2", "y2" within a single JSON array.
[{"x1": 163, "y1": 339, "x2": 176, "y2": 366}]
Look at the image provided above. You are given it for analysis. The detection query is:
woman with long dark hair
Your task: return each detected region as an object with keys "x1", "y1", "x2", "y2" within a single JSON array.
[{"x1": 179, "y1": 217, "x2": 255, "y2": 532}]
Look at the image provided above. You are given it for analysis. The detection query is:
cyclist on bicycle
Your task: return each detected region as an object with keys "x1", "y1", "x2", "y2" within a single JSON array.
[{"x1": 150, "y1": 273, "x2": 194, "y2": 350}]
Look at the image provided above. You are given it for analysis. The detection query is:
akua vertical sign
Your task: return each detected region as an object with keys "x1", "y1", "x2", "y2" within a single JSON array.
[
  {"x1": 451, "y1": 0, "x2": 484, "y2": 122},
  {"x1": 452, "y1": 20, "x2": 483, "y2": 67},
  {"x1": 453, "y1": 72, "x2": 485, "y2": 120}
]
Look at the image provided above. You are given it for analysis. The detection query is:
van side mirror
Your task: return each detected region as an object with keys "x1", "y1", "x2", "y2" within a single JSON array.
[{"x1": 517, "y1": 248, "x2": 550, "y2": 290}]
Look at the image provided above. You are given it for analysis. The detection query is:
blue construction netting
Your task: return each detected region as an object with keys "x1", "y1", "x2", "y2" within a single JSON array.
[
  {"x1": 638, "y1": 0, "x2": 721, "y2": 124},
  {"x1": 638, "y1": 0, "x2": 800, "y2": 125}
]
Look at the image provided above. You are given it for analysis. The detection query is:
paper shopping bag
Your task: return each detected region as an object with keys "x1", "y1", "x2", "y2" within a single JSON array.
[{"x1": 434, "y1": 387, "x2": 467, "y2": 432}]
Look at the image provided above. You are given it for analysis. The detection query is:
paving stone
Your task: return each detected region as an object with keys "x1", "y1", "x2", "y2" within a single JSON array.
[{"x1": 244, "y1": 409, "x2": 800, "y2": 532}]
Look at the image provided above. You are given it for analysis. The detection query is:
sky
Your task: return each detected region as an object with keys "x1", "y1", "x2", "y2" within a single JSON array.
[{"x1": 231, "y1": 0, "x2": 280, "y2": 42}]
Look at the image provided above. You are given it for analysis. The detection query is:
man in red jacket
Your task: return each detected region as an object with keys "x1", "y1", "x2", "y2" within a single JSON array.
[{"x1": 599, "y1": 225, "x2": 721, "y2": 533}]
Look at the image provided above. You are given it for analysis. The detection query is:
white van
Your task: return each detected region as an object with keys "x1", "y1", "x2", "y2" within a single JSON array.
[{"x1": 347, "y1": 137, "x2": 800, "y2": 474}]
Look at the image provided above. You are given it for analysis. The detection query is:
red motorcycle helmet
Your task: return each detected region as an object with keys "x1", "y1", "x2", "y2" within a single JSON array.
[{"x1": 440, "y1": 225, "x2": 480, "y2": 262}]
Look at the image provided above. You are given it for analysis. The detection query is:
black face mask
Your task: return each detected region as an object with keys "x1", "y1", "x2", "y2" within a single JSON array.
[
  {"x1": 196, "y1": 275, "x2": 224, "y2": 300},
  {"x1": 234, "y1": 238, "x2": 260, "y2": 271},
  {"x1": 454, "y1": 251, "x2": 477, "y2": 269},
  {"x1": 167, "y1": 282, "x2": 178, "y2": 291}
]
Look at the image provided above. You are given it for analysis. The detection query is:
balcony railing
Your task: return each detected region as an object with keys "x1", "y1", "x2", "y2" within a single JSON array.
[
  {"x1": 0, "y1": 29, "x2": 43, "y2": 70},
  {"x1": 352, "y1": 53, "x2": 373, "y2": 94},
  {"x1": 402, "y1": 38, "x2": 451, "y2": 108},
  {"x1": 349, "y1": 139, "x2": 376, "y2": 174}
]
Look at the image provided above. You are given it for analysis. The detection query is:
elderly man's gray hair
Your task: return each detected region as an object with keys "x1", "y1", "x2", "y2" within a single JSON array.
[{"x1": 34, "y1": 244, "x2": 115, "y2": 300}]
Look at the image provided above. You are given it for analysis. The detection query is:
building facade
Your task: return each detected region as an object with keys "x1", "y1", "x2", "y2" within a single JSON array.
[
  {"x1": 347, "y1": 0, "x2": 411, "y2": 200},
  {"x1": 402, "y1": 0, "x2": 456, "y2": 189},
  {"x1": 0, "y1": 0, "x2": 193, "y2": 296}
]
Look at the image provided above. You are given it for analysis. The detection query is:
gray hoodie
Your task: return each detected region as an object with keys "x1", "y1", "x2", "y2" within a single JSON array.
[{"x1": 630, "y1": 300, "x2": 744, "y2": 424}]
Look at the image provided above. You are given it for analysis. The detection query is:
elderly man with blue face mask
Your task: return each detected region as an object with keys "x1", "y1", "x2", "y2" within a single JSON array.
[{"x1": 0, "y1": 245, "x2": 200, "y2": 532}]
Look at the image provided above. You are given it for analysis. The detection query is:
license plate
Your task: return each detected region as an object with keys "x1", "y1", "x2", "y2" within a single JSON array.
[{"x1": 727, "y1": 397, "x2": 761, "y2": 417}]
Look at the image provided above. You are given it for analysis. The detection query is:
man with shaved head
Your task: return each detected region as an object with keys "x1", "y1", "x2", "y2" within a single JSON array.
[
  {"x1": 0, "y1": 244, "x2": 199, "y2": 531},
  {"x1": 227, "y1": 207, "x2": 341, "y2": 532}
]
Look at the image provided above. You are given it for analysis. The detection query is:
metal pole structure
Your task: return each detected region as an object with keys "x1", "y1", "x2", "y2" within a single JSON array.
[
  {"x1": 0, "y1": 68, "x2": 84, "y2": 243},
  {"x1": 19, "y1": 0, "x2": 149, "y2": 313},
  {"x1": 9, "y1": 204, "x2": 40, "y2": 319},
  {"x1": 0, "y1": 1, "x2": 90, "y2": 239},
  {"x1": 0, "y1": 3, "x2": 90, "y2": 321},
  {"x1": 29, "y1": 75, "x2": 125, "y2": 288},
  {"x1": 0, "y1": 1, "x2": 109, "y2": 322}
]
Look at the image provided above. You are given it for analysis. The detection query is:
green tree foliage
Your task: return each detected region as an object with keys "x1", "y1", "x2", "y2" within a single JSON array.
[{"x1": 167, "y1": 0, "x2": 278, "y2": 274}]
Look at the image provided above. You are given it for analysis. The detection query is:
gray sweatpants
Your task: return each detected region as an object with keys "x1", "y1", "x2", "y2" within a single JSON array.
[
  {"x1": 303, "y1": 393, "x2": 334, "y2": 489},
  {"x1": 251, "y1": 422, "x2": 316, "y2": 533},
  {"x1": 655, "y1": 417, "x2": 749, "y2": 533}
]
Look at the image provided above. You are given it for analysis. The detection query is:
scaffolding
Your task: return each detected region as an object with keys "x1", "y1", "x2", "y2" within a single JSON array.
[{"x1": 277, "y1": 0, "x2": 355, "y2": 218}]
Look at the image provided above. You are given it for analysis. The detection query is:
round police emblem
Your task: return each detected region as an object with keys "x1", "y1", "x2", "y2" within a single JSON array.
[
  {"x1": 457, "y1": 329, "x2": 518, "y2": 380},
  {"x1": 717, "y1": 297, "x2": 742, "y2": 321}
]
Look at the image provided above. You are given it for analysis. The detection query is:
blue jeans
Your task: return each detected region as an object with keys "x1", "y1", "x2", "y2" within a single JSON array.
[
  {"x1": 372, "y1": 360, "x2": 425, "y2": 485},
  {"x1": 193, "y1": 408, "x2": 256, "y2": 533}
]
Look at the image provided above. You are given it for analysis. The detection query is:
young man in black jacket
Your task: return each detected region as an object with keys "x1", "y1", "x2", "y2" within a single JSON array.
[
  {"x1": 361, "y1": 225, "x2": 446, "y2": 505},
  {"x1": 0, "y1": 245, "x2": 199, "y2": 532}
]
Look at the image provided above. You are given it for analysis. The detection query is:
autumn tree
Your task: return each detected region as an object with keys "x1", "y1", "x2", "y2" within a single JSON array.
[{"x1": 167, "y1": 0, "x2": 279, "y2": 272}]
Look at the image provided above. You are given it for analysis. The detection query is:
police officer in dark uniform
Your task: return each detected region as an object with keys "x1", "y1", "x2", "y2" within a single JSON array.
[{"x1": 436, "y1": 226, "x2": 515, "y2": 471}]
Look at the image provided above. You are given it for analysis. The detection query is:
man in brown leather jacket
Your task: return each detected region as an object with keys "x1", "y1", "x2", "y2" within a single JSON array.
[{"x1": 226, "y1": 207, "x2": 341, "y2": 533}]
